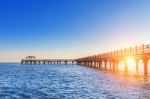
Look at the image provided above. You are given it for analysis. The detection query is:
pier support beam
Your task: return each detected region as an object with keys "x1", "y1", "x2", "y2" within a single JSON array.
[
  {"x1": 116, "y1": 61, "x2": 119, "y2": 72},
  {"x1": 98, "y1": 61, "x2": 101, "y2": 69},
  {"x1": 104, "y1": 60, "x2": 107, "y2": 70},
  {"x1": 94, "y1": 61, "x2": 96, "y2": 68},
  {"x1": 143, "y1": 58, "x2": 148, "y2": 77},
  {"x1": 72, "y1": 61, "x2": 74, "y2": 65},
  {"x1": 124, "y1": 60, "x2": 128, "y2": 74},
  {"x1": 34, "y1": 61, "x2": 36, "y2": 65},
  {"x1": 112, "y1": 60, "x2": 115, "y2": 72},
  {"x1": 135, "y1": 59, "x2": 139, "y2": 75},
  {"x1": 109, "y1": 61, "x2": 111, "y2": 70},
  {"x1": 30, "y1": 61, "x2": 32, "y2": 65},
  {"x1": 65, "y1": 61, "x2": 67, "y2": 65},
  {"x1": 96, "y1": 61, "x2": 98, "y2": 68}
]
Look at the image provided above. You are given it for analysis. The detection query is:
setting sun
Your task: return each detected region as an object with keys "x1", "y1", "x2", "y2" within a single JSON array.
[
  {"x1": 118, "y1": 57, "x2": 136, "y2": 73},
  {"x1": 126, "y1": 57, "x2": 136, "y2": 73}
]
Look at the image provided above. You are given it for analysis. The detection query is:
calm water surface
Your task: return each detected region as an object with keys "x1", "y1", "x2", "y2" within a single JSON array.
[{"x1": 0, "y1": 63, "x2": 150, "y2": 99}]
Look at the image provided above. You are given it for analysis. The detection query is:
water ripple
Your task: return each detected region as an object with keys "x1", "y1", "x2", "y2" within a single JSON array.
[{"x1": 0, "y1": 63, "x2": 150, "y2": 98}]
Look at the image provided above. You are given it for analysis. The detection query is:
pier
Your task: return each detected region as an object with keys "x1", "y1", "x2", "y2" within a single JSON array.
[
  {"x1": 76, "y1": 44, "x2": 150, "y2": 77},
  {"x1": 21, "y1": 44, "x2": 150, "y2": 77},
  {"x1": 21, "y1": 56, "x2": 75, "y2": 65}
]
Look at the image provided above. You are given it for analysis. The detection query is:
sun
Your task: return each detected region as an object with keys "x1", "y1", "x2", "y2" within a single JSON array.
[{"x1": 126, "y1": 57, "x2": 136, "y2": 73}]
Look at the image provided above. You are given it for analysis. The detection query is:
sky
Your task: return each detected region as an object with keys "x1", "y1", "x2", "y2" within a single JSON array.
[{"x1": 0, "y1": 0, "x2": 150, "y2": 62}]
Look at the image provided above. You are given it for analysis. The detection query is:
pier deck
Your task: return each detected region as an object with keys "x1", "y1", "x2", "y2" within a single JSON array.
[{"x1": 21, "y1": 56, "x2": 75, "y2": 65}]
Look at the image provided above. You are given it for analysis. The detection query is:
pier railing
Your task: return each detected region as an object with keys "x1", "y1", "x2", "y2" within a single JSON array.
[{"x1": 77, "y1": 44, "x2": 150, "y2": 60}]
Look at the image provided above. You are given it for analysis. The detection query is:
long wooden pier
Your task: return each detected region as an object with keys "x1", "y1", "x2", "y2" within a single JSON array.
[
  {"x1": 21, "y1": 44, "x2": 150, "y2": 77},
  {"x1": 21, "y1": 56, "x2": 75, "y2": 65},
  {"x1": 76, "y1": 44, "x2": 150, "y2": 77}
]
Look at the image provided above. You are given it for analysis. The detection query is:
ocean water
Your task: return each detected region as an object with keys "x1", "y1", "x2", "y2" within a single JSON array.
[{"x1": 0, "y1": 63, "x2": 150, "y2": 99}]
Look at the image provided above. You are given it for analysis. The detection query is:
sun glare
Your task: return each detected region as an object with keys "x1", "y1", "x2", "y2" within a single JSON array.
[{"x1": 126, "y1": 57, "x2": 136, "y2": 73}]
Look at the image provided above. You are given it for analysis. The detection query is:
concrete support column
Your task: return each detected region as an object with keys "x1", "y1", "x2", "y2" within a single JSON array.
[
  {"x1": 109, "y1": 61, "x2": 111, "y2": 70},
  {"x1": 94, "y1": 61, "x2": 96, "y2": 67},
  {"x1": 96, "y1": 61, "x2": 98, "y2": 68},
  {"x1": 34, "y1": 61, "x2": 36, "y2": 65},
  {"x1": 124, "y1": 60, "x2": 128, "y2": 74},
  {"x1": 65, "y1": 61, "x2": 67, "y2": 65},
  {"x1": 91, "y1": 61, "x2": 92, "y2": 67},
  {"x1": 99, "y1": 61, "x2": 101, "y2": 69},
  {"x1": 95, "y1": 61, "x2": 97, "y2": 68},
  {"x1": 116, "y1": 61, "x2": 119, "y2": 72},
  {"x1": 94, "y1": 61, "x2": 96, "y2": 68},
  {"x1": 98, "y1": 61, "x2": 99, "y2": 68},
  {"x1": 112, "y1": 60, "x2": 115, "y2": 72},
  {"x1": 143, "y1": 58, "x2": 148, "y2": 77},
  {"x1": 105, "y1": 60, "x2": 107, "y2": 70},
  {"x1": 97, "y1": 61, "x2": 99, "y2": 68},
  {"x1": 135, "y1": 59, "x2": 139, "y2": 75}
]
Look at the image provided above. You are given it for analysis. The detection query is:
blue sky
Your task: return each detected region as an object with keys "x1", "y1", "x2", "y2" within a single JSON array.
[{"x1": 0, "y1": 0, "x2": 150, "y2": 61}]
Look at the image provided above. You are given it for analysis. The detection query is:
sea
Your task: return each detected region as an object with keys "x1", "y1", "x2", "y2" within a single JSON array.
[{"x1": 0, "y1": 63, "x2": 150, "y2": 99}]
